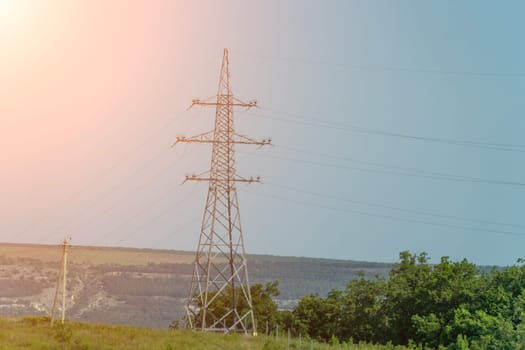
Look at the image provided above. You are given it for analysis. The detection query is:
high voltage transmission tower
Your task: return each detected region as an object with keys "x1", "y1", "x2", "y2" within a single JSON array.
[
  {"x1": 176, "y1": 48, "x2": 270, "y2": 334},
  {"x1": 50, "y1": 237, "x2": 71, "y2": 326}
]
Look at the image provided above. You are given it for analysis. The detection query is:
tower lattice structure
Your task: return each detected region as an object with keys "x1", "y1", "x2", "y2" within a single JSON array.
[{"x1": 176, "y1": 49, "x2": 270, "y2": 333}]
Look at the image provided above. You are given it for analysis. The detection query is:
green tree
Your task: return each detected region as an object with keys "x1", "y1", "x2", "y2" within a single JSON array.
[
  {"x1": 251, "y1": 281, "x2": 281, "y2": 333},
  {"x1": 290, "y1": 252, "x2": 525, "y2": 348},
  {"x1": 448, "y1": 334, "x2": 470, "y2": 350},
  {"x1": 414, "y1": 257, "x2": 477, "y2": 347},
  {"x1": 383, "y1": 251, "x2": 433, "y2": 344},
  {"x1": 193, "y1": 281, "x2": 281, "y2": 332},
  {"x1": 447, "y1": 307, "x2": 519, "y2": 350},
  {"x1": 293, "y1": 291, "x2": 343, "y2": 341},
  {"x1": 340, "y1": 272, "x2": 387, "y2": 343}
]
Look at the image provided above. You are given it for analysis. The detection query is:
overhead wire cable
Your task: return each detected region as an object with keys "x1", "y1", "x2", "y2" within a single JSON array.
[
  {"x1": 242, "y1": 109, "x2": 525, "y2": 153},
  {"x1": 69, "y1": 185, "x2": 200, "y2": 265},
  {"x1": 264, "y1": 182, "x2": 525, "y2": 229},
  {"x1": 239, "y1": 151, "x2": 525, "y2": 187},
  {"x1": 46, "y1": 147, "x2": 187, "y2": 244},
  {"x1": 231, "y1": 50, "x2": 525, "y2": 78},
  {"x1": 242, "y1": 189, "x2": 525, "y2": 239},
  {"x1": 272, "y1": 144, "x2": 520, "y2": 183},
  {"x1": 10, "y1": 109, "x2": 189, "y2": 245}
]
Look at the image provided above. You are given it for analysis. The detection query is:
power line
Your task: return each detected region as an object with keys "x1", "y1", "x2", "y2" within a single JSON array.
[
  {"x1": 264, "y1": 182, "x2": 525, "y2": 229},
  {"x1": 74, "y1": 172, "x2": 203, "y2": 254},
  {"x1": 18, "y1": 147, "x2": 178, "y2": 246},
  {"x1": 239, "y1": 151, "x2": 525, "y2": 187},
  {"x1": 241, "y1": 109, "x2": 525, "y2": 153},
  {"x1": 242, "y1": 189, "x2": 525, "y2": 239},
  {"x1": 65, "y1": 150, "x2": 262, "y2": 264},
  {"x1": 71, "y1": 207, "x2": 202, "y2": 267},
  {"x1": 231, "y1": 50, "x2": 525, "y2": 78},
  {"x1": 102, "y1": 213, "x2": 201, "y2": 265},
  {"x1": 9, "y1": 110, "x2": 187, "y2": 245},
  {"x1": 47, "y1": 149, "x2": 186, "y2": 244},
  {"x1": 86, "y1": 184, "x2": 193, "y2": 247},
  {"x1": 272, "y1": 144, "x2": 520, "y2": 184}
]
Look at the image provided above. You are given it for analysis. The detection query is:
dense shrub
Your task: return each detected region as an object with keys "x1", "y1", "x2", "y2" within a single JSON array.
[{"x1": 289, "y1": 251, "x2": 525, "y2": 349}]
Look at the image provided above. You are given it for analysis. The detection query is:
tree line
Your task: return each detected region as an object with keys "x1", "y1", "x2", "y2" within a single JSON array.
[{"x1": 204, "y1": 251, "x2": 525, "y2": 349}]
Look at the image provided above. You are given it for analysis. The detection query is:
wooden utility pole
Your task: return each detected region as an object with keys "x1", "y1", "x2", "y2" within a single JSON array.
[{"x1": 50, "y1": 237, "x2": 70, "y2": 326}]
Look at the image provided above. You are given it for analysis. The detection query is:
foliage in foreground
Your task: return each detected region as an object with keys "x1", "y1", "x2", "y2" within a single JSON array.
[
  {"x1": 289, "y1": 251, "x2": 525, "y2": 349},
  {"x1": 0, "y1": 316, "x2": 410, "y2": 350}
]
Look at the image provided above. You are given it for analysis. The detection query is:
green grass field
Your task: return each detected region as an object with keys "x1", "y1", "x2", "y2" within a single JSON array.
[{"x1": 0, "y1": 317, "x2": 409, "y2": 350}]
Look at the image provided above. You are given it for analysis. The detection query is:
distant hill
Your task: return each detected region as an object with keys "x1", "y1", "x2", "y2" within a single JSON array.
[{"x1": 0, "y1": 243, "x2": 391, "y2": 328}]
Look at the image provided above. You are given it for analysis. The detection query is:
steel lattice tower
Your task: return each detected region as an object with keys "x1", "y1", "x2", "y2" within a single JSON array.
[{"x1": 176, "y1": 49, "x2": 270, "y2": 333}]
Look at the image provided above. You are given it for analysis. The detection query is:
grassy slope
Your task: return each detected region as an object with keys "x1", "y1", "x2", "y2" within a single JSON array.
[{"x1": 0, "y1": 317, "x2": 408, "y2": 350}]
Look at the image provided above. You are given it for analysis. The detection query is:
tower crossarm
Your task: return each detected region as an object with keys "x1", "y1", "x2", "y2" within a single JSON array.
[
  {"x1": 232, "y1": 133, "x2": 272, "y2": 146},
  {"x1": 190, "y1": 98, "x2": 257, "y2": 109},
  {"x1": 183, "y1": 175, "x2": 261, "y2": 184},
  {"x1": 173, "y1": 132, "x2": 271, "y2": 146}
]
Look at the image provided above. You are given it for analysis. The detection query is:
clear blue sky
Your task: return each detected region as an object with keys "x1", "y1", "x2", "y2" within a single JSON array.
[{"x1": 1, "y1": 0, "x2": 525, "y2": 266}]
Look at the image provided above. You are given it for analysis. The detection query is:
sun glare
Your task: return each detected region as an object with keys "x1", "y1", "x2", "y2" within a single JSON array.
[
  {"x1": 0, "y1": 0, "x2": 18, "y2": 20},
  {"x1": 0, "y1": 0, "x2": 29, "y2": 34}
]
